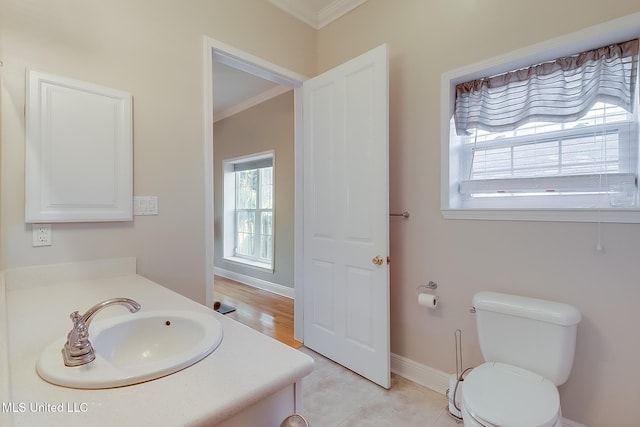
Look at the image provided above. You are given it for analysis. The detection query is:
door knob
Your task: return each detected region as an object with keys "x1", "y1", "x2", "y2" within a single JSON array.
[{"x1": 372, "y1": 256, "x2": 384, "y2": 266}]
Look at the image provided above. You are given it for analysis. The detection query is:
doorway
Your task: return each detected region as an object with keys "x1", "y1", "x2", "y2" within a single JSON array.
[
  {"x1": 204, "y1": 39, "x2": 391, "y2": 388},
  {"x1": 203, "y1": 36, "x2": 307, "y2": 341}
]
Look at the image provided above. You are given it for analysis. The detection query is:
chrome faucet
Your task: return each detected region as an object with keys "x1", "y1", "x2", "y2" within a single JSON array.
[{"x1": 62, "y1": 298, "x2": 141, "y2": 367}]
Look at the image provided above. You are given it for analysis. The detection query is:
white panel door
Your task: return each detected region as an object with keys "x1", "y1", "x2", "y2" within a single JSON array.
[{"x1": 303, "y1": 44, "x2": 389, "y2": 388}]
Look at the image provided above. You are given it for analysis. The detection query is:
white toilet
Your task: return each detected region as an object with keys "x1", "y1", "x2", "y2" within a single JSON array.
[{"x1": 461, "y1": 292, "x2": 581, "y2": 427}]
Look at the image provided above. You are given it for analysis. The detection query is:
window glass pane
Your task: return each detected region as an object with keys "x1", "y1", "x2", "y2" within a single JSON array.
[
  {"x1": 562, "y1": 134, "x2": 619, "y2": 175},
  {"x1": 467, "y1": 102, "x2": 633, "y2": 182},
  {"x1": 260, "y1": 236, "x2": 273, "y2": 260},
  {"x1": 513, "y1": 121, "x2": 563, "y2": 137},
  {"x1": 236, "y1": 170, "x2": 257, "y2": 209},
  {"x1": 236, "y1": 210, "x2": 255, "y2": 233},
  {"x1": 261, "y1": 211, "x2": 273, "y2": 236},
  {"x1": 236, "y1": 233, "x2": 254, "y2": 257},
  {"x1": 236, "y1": 211, "x2": 255, "y2": 257},
  {"x1": 579, "y1": 103, "x2": 629, "y2": 126},
  {"x1": 471, "y1": 147, "x2": 512, "y2": 179},
  {"x1": 260, "y1": 167, "x2": 273, "y2": 209},
  {"x1": 513, "y1": 141, "x2": 559, "y2": 177},
  {"x1": 260, "y1": 212, "x2": 273, "y2": 260}
]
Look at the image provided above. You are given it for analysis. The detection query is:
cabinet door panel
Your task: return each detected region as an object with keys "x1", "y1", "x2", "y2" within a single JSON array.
[{"x1": 26, "y1": 70, "x2": 132, "y2": 222}]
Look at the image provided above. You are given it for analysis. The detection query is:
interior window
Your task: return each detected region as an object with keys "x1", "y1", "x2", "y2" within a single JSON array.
[{"x1": 223, "y1": 153, "x2": 274, "y2": 270}]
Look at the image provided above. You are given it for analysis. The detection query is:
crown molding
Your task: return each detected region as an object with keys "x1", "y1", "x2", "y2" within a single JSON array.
[
  {"x1": 270, "y1": 0, "x2": 368, "y2": 29},
  {"x1": 213, "y1": 85, "x2": 291, "y2": 123},
  {"x1": 317, "y1": 0, "x2": 368, "y2": 29}
]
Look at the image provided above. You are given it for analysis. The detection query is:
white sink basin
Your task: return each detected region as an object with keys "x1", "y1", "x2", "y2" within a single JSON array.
[{"x1": 36, "y1": 310, "x2": 223, "y2": 389}]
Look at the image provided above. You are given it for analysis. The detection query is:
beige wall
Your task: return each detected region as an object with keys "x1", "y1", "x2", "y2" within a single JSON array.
[
  {"x1": 4, "y1": 1, "x2": 640, "y2": 425},
  {"x1": 213, "y1": 91, "x2": 295, "y2": 287},
  {"x1": 317, "y1": 1, "x2": 640, "y2": 426},
  {"x1": 0, "y1": 0, "x2": 315, "y2": 302}
]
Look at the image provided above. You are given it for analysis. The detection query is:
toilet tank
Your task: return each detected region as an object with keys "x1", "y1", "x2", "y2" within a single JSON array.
[{"x1": 473, "y1": 292, "x2": 581, "y2": 385}]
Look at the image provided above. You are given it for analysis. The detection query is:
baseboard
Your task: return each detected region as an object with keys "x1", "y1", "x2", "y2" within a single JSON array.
[
  {"x1": 562, "y1": 419, "x2": 587, "y2": 427},
  {"x1": 390, "y1": 352, "x2": 449, "y2": 395},
  {"x1": 390, "y1": 353, "x2": 587, "y2": 427},
  {"x1": 214, "y1": 267, "x2": 295, "y2": 299}
]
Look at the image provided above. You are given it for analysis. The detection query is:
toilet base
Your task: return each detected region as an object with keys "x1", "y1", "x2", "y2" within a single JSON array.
[{"x1": 461, "y1": 403, "x2": 563, "y2": 427}]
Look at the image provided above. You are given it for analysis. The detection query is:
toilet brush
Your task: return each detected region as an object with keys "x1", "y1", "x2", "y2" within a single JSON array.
[{"x1": 447, "y1": 329, "x2": 464, "y2": 421}]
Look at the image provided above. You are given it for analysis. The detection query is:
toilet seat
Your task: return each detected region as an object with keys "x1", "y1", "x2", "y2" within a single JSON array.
[{"x1": 462, "y1": 362, "x2": 560, "y2": 427}]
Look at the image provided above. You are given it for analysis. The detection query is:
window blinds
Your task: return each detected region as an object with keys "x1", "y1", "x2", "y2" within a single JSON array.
[
  {"x1": 454, "y1": 39, "x2": 639, "y2": 136},
  {"x1": 232, "y1": 157, "x2": 273, "y2": 172}
]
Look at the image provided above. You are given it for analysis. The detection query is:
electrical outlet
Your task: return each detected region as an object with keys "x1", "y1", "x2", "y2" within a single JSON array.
[{"x1": 32, "y1": 224, "x2": 52, "y2": 247}]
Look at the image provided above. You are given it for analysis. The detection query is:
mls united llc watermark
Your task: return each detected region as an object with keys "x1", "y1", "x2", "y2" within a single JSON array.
[{"x1": 2, "y1": 401, "x2": 89, "y2": 413}]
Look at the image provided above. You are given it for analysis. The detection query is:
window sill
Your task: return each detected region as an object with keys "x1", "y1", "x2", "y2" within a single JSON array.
[
  {"x1": 441, "y1": 208, "x2": 640, "y2": 223},
  {"x1": 223, "y1": 256, "x2": 274, "y2": 273}
]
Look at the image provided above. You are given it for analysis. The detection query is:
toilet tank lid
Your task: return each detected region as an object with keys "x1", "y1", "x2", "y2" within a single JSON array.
[{"x1": 473, "y1": 292, "x2": 581, "y2": 326}]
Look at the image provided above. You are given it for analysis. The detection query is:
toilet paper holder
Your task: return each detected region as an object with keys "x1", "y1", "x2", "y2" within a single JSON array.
[{"x1": 416, "y1": 281, "x2": 438, "y2": 294}]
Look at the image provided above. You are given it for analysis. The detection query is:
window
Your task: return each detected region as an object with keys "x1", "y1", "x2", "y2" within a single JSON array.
[
  {"x1": 457, "y1": 102, "x2": 637, "y2": 208},
  {"x1": 442, "y1": 32, "x2": 640, "y2": 222},
  {"x1": 223, "y1": 153, "x2": 274, "y2": 270}
]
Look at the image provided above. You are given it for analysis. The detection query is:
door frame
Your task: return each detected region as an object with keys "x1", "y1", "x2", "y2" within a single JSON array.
[{"x1": 202, "y1": 36, "x2": 308, "y2": 341}]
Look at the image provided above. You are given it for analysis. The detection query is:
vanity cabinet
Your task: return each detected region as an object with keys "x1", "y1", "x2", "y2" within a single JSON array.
[
  {"x1": 3, "y1": 260, "x2": 313, "y2": 427},
  {"x1": 217, "y1": 384, "x2": 299, "y2": 427}
]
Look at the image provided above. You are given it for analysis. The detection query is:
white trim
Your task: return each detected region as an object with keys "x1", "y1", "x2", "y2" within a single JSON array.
[
  {"x1": 269, "y1": 0, "x2": 367, "y2": 29},
  {"x1": 442, "y1": 208, "x2": 640, "y2": 223},
  {"x1": 460, "y1": 174, "x2": 637, "y2": 196},
  {"x1": 222, "y1": 256, "x2": 273, "y2": 273},
  {"x1": 390, "y1": 353, "x2": 588, "y2": 427},
  {"x1": 211, "y1": 39, "x2": 307, "y2": 88},
  {"x1": 317, "y1": 0, "x2": 369, "y2": 29},
  {"x1": 441, "y1": 12, "x2": 640, "y2": 223},
  {"x1": 269, "y1": 0, "x2": 319, "y2": 29},
  {"x1": 390, "y1": 352, "x2": 449, "y2": 395},
  {"x1": 203, "y1": 34, "x2": 305, "y2": 328},
  {"x1": 293, "y1": 87, "x2": 304, "y2": 342},
  {"x1": 562, "y1": 420, "x2": 588, "y2": 427},
  {"x1": 214, "y1": 267, "x2": 295, "y2": 299},
  {"x1": 213, "y1": 85, "x2": 290, "y2": 123},
  {"x1": 203, "y1": 37, "x2": 215, "y2": 309}
]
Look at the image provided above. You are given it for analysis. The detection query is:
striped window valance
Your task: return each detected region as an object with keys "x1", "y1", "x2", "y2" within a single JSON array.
[{"x1": 454, "y1": 39, "x2": 639, "y2": 136}]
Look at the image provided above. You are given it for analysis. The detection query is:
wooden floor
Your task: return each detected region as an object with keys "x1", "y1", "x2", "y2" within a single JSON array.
[{"x1": 213, "y1": 276, "x2": 303, "y2": 349}]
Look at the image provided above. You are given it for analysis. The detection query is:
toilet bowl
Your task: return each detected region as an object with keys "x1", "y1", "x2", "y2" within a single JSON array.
[
  {"x1": 462, "y1": 292, "x2": 581, "y2": 427},
  {"x1": 461, "y1": 362, "x2": 562, "y2": 427}
]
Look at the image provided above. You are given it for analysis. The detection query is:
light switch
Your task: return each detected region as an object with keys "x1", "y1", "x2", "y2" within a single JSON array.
[
  {"x1": 133, "y1": 196, "x2": 158, "y2": 216},
  {"x1": 148, "y1": 197, "x2": 158, "y2": 214}
]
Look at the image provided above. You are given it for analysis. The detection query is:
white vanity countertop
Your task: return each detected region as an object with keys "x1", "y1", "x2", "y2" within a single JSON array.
[{"x1": 4, "y1": 272, "x2": 313, "y2": 427}]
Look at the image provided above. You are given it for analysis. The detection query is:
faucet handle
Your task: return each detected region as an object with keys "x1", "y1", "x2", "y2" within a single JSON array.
[
  {"x1": 70, "y1": 311, "x2": 89, "y2": 341},
  {"x1": 62, "y1": 298, "x2": 140, "y2": 367},
  {"x1": 63, "y1": 311, "x2": 95, "y2": 365},
  {"x1": 70, "y1": 310, "x2": 81, "y2": 324}
]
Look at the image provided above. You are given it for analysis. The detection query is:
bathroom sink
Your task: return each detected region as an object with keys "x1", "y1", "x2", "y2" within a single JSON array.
[{"x1": 36, "y1": 310, "x2": 223, "y2": 389}]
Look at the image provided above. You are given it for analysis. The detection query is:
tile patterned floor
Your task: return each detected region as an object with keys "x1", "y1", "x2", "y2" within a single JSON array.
[{"x1": 299, "y1": 347, "x2": 462, "y2": 427}]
